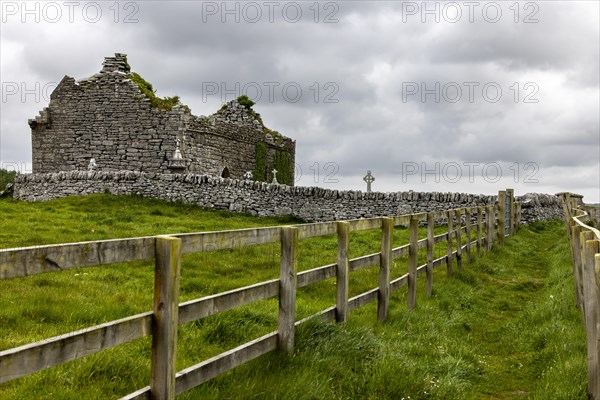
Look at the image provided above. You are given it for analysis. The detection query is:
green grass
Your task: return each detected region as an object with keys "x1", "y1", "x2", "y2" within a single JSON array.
[{"x1": 0, "y1": 195, "x2": 587, "y2": 399}]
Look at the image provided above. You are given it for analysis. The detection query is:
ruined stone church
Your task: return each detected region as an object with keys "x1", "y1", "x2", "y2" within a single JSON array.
[{"x1": 29, "y1": 53, "x2": 296, "y2": 184}]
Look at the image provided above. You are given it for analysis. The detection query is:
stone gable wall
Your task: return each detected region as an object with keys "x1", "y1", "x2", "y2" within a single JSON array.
[{"x1": 13, "y1": 171, "x2": 563, "y2": 224}]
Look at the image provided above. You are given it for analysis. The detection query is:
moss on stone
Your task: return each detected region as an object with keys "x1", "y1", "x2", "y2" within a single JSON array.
[{"x1": 130, "y1": 72, "x2": 190, "y2": 112}]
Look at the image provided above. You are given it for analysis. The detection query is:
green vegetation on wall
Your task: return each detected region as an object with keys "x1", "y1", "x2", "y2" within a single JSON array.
[
  {"x1": 236, "y1": 95, "x2": 255, "y2": 109},
  {"x1": 254, "y1": 141, "x2": 267, "y2": 182},
  {"x1": 236, "y1": 95, "x2": 265, "y2": 127},
  {"x1": 274, "y1": 150, "x2": 293, "y2": 185},
  {"x1": 130, "y1": 72, "x2": 190, "y2": 112},
  {"x1": 253, "y1": 143, "x2": 292, "y2": 184},
  {"x1": 233, "y1": 96, "x2": 286, "y2": 142}
]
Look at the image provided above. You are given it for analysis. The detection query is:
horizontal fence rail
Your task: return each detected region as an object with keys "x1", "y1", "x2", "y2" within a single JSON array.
[
  {"x1": 0, "y1": 189, "x2": 522, "y2": 399},
  {"x1": 560, "y1": 193, "x2": 600, "y2": 400}
]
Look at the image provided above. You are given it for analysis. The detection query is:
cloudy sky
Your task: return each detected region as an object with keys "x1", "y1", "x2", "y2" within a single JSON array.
[{"x1": 1, "y1": 1, "x2": 598, "y2": 201}]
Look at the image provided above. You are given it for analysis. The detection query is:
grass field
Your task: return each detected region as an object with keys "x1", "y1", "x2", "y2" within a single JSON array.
[{"x1": 0, "y1": 194, "x2": 588, "y2": 399}]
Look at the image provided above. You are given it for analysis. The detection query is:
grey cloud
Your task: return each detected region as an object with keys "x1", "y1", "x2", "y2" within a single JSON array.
[{"x1": 0, "y1": 0, "x2": 598, "y2": 201}]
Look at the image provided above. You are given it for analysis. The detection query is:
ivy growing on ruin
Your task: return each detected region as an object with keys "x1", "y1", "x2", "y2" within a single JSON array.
[
  {"x1": 254, "y1": 141, "x2": 267, "y2": 182},
  {"x1": 274, "y1": 150, "x2": 293, "y2": 185}
]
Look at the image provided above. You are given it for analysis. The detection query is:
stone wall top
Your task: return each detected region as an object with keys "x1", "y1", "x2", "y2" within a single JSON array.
[
  {"x1": 13, "y1": 171, "x2": 563, "y2": 223},
  {"x1": 15, "y1": 170, "x2": 500, "y2": 203}
]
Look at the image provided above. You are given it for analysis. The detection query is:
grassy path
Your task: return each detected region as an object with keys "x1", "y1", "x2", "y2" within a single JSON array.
[
  {"x1": 179, "y1": 220, "x2": 587, "y2": 400},
  {"x1": 440, "y1": 219, "x2": 587, "y2": 399}
]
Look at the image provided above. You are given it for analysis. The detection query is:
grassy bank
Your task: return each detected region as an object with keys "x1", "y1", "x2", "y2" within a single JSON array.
[{"x1": 0, "y1": 195, "x2": 587, "y2": 399}]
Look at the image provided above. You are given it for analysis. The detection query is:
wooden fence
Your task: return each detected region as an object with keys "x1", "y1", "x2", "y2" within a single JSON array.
[
  {"x1": 559, "y1": 192, "x2": 600, "y2": 400},
  {"x1": 0, "y1": 189, "x2": 521, "y2": 399}
]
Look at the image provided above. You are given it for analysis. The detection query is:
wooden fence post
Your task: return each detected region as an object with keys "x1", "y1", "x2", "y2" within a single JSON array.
[
  {"x1": 506, "y1": 189, "x2": 515, "y2": 235},
  {"x1": 581, "y1": 235, "x2": 600, "y2": 399},
  {"x1": 498, "y1": 191, "x2": 506, "y2": 245},
  {"x1": 336, "y1": 222, "x2": 350, "y2": 323},
  {"x1": 516, "y1": 202, "x2": 522, "y2": 232},
  {"x1": 379, "y1": 218, "x2": 393, "y2": 321},
  {"x1": 512, "y1": 201, "x2": 518, "y2": 234},
  {"x1": 408, "y1": 215, "x2": 418, "y2": 309},
  {"x1": 476, "y1": 207, "x2": 483, "y2": 257},
  {"x1": 279, "y1": 226, "x2": 298, "y2": 353},
  {"x1": 447, "y1": 210, "x2": 454, "y2": 276},
  {"x1": 426, "y1": 212, "x2": 434, "y2": 297},
  {"x1": 455, "y1": 209, "x2": 463, "y2": 271},
  {"x1": 571, "y1": 224, "x2": 584, "y2": 312},
  {"x1": 465, "y1": 208, "x2": 472, "y2": 264},
  {"x1": 560, "y1": 193, "x2": 573, "y2": 241},
  {"x1": 486, "y1": 206, "x2": 494, "y2": 252},
  {"x1": 151, "y1": 236, "x2": 182, "y2": 400}
]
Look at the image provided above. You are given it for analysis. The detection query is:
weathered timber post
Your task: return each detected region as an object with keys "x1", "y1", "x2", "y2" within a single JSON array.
[
  {"x1": 336, "y1": 221, "x2": 350, "y2": 323},
  {"x1": 408, "y1": 215, "x2": 419, "y2": 309},
  {"x1": 278, "y1": 226, "x2": 298, "y2": 353},
  {"x1": 560, "y1": 193, "x2": 574, "y2": 242},
  {"x1": 486, "y1": 205, "x2": 494, "y2": 252},
  {"x1": 515, "y1": 202, "x2": 522, "y2": 232},
  {"x1": 465, "y1": 208, "x2": 472, "y2": 264},
  {"x1": 426, "y1": 212, "x2": 434, "y2": 297},
  {"x1": 498, "y1": 190, "x2": 506, "y2": 245},
  {"x1": 571, "y1": 196, "x2": 580, "y2": 212},
  {"x1": 447, "y1": 210, "x2": 454, "y2": 276},
  {"x1": 455, "y1": 209, "x2": 463, "y2": 271},
  {"x1": 581, "y1": 236, "x2": 600, "y2": 399},
  {"x1": 151, "y1": 236, "x2": 182, "y2": 400},
  {"x1": 476, "y1": 207, "x2": 483, "y2": 257},
  {"x1": 378, "y1": 218, "x2": 393, "y2": 321},
  {"x1": 506, "y1": 189, "x2": 515, "y2": 235},
  {"x1": 571, "y1": 224, "x2": 584, "y2": 312}
]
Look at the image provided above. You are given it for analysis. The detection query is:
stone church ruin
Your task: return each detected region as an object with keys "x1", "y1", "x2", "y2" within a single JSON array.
[{"x1": 29, "y1": 53, "x2": 296, "y2": 185}]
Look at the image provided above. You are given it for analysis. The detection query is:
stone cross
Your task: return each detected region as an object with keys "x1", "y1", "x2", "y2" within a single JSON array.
[
  {"x1": 88, "y1": 158, "x2": 97, "y2": 171},
  {"x1": 243, "y1": 171, "x2": 253, "y2": 181},
  {"x1": 271, "y1": 168, "x2": 278, "y2": 184},
  {"x1": 363, "y1": 170, "x2": 375, "y2": 192}
]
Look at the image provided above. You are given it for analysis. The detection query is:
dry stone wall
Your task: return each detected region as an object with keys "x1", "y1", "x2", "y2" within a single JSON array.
[{"x1": 13, "y1": 171, "x2": 563, "y2": 224}]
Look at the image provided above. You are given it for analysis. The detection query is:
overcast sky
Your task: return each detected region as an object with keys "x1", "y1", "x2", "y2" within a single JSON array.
[{"x1": 1, "y1": 1, "x2": 598, "y2": 201}]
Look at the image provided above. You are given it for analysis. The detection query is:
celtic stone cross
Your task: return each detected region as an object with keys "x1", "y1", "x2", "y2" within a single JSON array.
[{"x1": 363, "y1": 170, "x2": 375, "y2": 192}]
